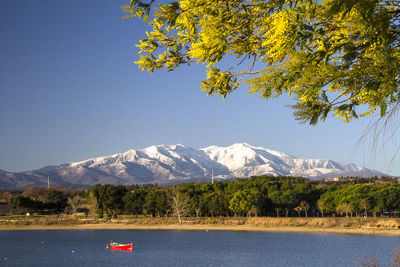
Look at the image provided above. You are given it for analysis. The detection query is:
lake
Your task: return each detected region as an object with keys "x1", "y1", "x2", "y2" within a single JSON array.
[{"x1": 0, "y1": 230, "x2": 399, "y2": 266}]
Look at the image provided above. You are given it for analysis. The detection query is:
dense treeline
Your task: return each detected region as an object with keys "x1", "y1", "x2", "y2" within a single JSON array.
[
  {"x1": 1, "y1": 186, "x2": 88, "y2": 216},
  {"x1": 89, "y1": 175, "x2": 400, "y2": 219},
  {"x1": 2, "y1": 175, "x2": 400, "y2": 219}
]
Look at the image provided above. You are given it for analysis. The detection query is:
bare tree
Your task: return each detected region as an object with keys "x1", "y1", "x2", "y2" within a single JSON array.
[
  {"x1": 86, "y1": 191, "x2": 98, "y2": 216},
  {"x1": 274, "y1": 207, "x2": 281, "y2": 218},
  {"x1": 317, "y1": 199, "x2": 325, "y2": 218},
  {"x1": 336, "y1": 203, "x2": 353, "y2": 218},
  {"x1": 300, "y1": 201, "x2": 310, "y2": 218},
  {"x1": 169, "y1": 187, "x2": 189, "y2": 224},
  {"x1": 22, "y1": 187, "x2": 48, "y2": 202},
  {"x1": 360, "y1": 199, "x2": 370, "y2": 218},
  {"x1": 294, "y1": 206, "x2": 302, "y2": 217},
  {"x1": 67, "y1": 193, "x2": 88, "y2": 215},
  {"x1": 195, "y1": 207, "x2": 201, "y2": 218}
]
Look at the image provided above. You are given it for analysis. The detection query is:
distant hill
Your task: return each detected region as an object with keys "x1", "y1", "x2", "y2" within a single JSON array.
[{"x1": 0, "y1": 143, "x2": 385, "y2": 189}]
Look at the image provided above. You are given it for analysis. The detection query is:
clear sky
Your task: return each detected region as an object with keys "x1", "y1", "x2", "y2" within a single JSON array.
[{"x1": 0, "y1": 0, "x2": 399, "y2": 176}]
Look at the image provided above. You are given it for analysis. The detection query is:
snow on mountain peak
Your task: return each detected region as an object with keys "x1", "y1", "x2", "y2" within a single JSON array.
[
  {"x1": 200, "y1": 143, "x2": 291, "y2": 171},
  {"x1": 35, "y1": 143, "x2": 385, "y2": 187}
]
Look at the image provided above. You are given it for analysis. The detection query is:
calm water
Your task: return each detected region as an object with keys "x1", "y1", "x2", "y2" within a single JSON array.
[{"x1": 0, "y1": 230, "x2": 399, "y2": 266}]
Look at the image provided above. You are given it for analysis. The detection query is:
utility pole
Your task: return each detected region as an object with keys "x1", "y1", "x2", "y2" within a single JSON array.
[{"x1": 47, "y1": 176, "x2": 50, "y2": 189}]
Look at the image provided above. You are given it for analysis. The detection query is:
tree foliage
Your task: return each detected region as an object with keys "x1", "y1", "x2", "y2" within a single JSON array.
[
  {"x1": 144, "y1": 187, "x2": 169, "y2": 216},
  {"x1": 123, "y1": 187, "x2": 146, "y2": 215},
  {"x1": 124, "y1": 0, "x2": 400, "y2": 124},
  {"x1": 89, "y1": 184, "x2": 128, "y2": 218},
  {"x1": 6, "y1": 175, "x2": 400, "y2": 219},
  {"x1": 8, "y1": 196, "x2": 36, "y2": 213},
  {"x1": 45, "y1": 190, "x2": 68, "y2": 214}
]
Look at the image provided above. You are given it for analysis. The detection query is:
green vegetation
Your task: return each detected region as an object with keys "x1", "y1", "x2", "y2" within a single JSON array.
[
  {"x1": 3, "y1": 175, "x2": 400, "y2": 220},
  {"x1": 124, "y1": 0, "x2": 400, "y2": 125},
  {"x1": 1, "y1": 187, "x2": 86, "y2": 216}
]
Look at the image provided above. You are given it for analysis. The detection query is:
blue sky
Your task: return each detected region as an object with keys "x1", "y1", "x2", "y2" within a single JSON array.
[{"x1": 0, "y1": 0, "x2": 398, "y2": 175}]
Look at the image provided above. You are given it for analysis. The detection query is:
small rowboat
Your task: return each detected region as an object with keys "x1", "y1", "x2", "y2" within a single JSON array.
[{"x1": 110, "y1": 242, "x2": 134, "y2": 251}]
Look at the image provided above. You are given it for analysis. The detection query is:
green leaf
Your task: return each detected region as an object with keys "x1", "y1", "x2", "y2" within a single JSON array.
[{"x1": 380, "y1": 102, "x2": 387, "y2": 117}]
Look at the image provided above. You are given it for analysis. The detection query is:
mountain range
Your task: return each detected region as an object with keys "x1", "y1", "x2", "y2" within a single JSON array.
[{"x1": 0, "y1": 143, "x2": 385, "y2": 189}]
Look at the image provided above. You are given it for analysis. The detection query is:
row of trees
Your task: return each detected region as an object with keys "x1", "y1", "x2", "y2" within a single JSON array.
[
  {"x1": 88, "y1": 176, "x2": 400, "y2": 219},
  {"x1": 318, "y1": 184, "x2": 400, "y2": 218},
  {"x1": 86, "y1": 177, "x2": 314, "y2": 218},
  {"x1": 3, "y1": 175, "x2": 400, "y2": 219},
  {"x1": 4, "y1": 187, "x2": 88, "y2": 215}
]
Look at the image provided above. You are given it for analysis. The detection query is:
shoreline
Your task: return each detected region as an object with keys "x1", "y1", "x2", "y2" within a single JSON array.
[
  {"x1": 2, "y1": 223, "x2": 400, "y2": 236},
  {"x1": 2, "y1": 216, "x2": 400, "y2": 236}
]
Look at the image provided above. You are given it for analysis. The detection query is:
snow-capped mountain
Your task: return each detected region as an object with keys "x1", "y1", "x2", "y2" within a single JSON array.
[{"x1": 0, "y1": 143, "x2": 385, "y2": 189}]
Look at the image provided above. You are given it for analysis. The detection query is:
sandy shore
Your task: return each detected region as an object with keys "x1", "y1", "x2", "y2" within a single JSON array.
[{"x1": 2, "y1": 223, "x2": 400, "y2": 236}]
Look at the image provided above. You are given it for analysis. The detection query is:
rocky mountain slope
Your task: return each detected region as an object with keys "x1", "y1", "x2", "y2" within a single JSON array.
[{"x1": 0, "y1": 143, "x2": 385, "y2": 189}]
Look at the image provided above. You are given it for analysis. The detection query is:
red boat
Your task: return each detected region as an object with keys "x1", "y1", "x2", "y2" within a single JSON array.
[{"x1": 109, "y1": 242, "x2": 134, "y2": 251}]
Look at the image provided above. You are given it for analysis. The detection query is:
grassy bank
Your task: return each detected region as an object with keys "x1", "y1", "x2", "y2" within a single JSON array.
[{"x1": 2, "y1": 216, "x2": 400, "y2": 235}]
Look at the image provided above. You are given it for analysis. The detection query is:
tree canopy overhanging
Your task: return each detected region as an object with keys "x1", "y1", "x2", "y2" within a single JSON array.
[{"x1": 123, "y1": 0, "x2": 400, "y2": 125}]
